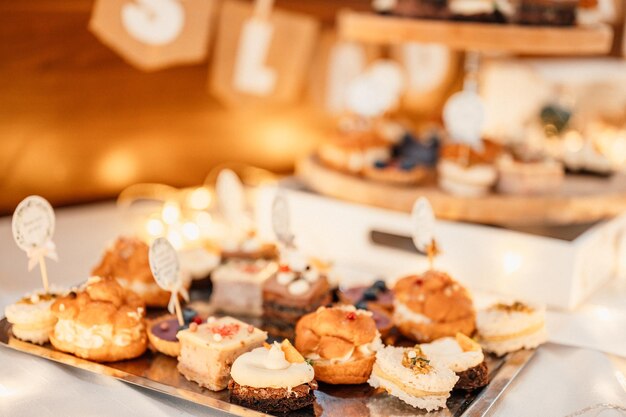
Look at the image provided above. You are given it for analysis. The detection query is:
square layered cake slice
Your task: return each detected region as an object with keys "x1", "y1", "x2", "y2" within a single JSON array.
[
  {"x1": 177, "y1": 317, "x2": 267, "y2": 391},
  {"x1": 262, "y1": 265, "x2": 332, "y2": 340},
  {"x1": 210, "y1": 259, "x2": 278, "y2": 317}
]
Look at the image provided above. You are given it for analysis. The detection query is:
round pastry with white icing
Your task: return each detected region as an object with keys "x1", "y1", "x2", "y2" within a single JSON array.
[
  {"x1": 231, "y1": 342, "x2": 314, "y2": 389},
  {"x1": 229, "y1": 340, "x2": 318, "y2": 413}
]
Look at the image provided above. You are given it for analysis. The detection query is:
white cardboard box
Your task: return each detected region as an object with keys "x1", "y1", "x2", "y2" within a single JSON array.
[{"x1": 255, "y1": 185, "x2": 626, "y2": 311}]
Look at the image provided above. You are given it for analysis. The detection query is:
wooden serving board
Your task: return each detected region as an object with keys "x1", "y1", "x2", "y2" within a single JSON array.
[
  {"x1": 337, "y1": 11, "x2": 614, "y2": 55},
  {"x1": 297, "y1": 155, "x2": 626, "y2": 226}
]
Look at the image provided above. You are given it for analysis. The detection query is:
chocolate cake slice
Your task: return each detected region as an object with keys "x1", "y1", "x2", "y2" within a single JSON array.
[
  {"x1": 229, "y1": 380, "x2": 318, "y2": 413},
  {"x1": 262, "y1": 267, "x2": 332, "y2": 340},
  {"x1": 455, "y1": 360, "x2": 489, "y2": 390}
]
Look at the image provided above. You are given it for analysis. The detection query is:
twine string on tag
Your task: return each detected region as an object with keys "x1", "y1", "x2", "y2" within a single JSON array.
[{"x1": 26, "y1": 240, "x2": 58, "y2": 293}]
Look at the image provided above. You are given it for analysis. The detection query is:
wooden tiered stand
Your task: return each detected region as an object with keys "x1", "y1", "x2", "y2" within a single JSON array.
[{"x1": 298, "y1": 12, "x2": 620, "y2": 226}]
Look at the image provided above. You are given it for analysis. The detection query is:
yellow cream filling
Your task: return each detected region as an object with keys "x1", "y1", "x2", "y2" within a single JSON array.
[
  {"x1": 372, "y1": 364, "x2": 447, "y2": 397},
  {"x1": 480, "y1": 321, "x2": 545, "y2": 342}
]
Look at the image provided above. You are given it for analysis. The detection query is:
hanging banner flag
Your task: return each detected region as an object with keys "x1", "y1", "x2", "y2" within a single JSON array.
[
  {"x1": 305, "y1": 30, "x2": 382, "y2": 112},
  {"x1": 209, "y1": 0, "x2": 320, "y2": 107},
  {"x1": 89, "y1": 0, "x2": 217, "y2": 71}
]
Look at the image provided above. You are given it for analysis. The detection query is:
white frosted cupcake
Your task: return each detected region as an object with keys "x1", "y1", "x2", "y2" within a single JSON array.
[
  {"x1": 476, "y1": 301, "x2": 547, "y2": 356},
  {"x1": 368, "y1": 345, "x2": 458, "y2": 412},
  {"x1": 5, "y1": 291, "x2": 61, "y2": 344}
]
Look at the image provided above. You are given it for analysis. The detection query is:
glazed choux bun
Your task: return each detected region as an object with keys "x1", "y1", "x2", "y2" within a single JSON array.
[
  {"x1": 393, "y1": 270, "x2": 475, "y2": 342},
  {"x1": 49, "y1": 276, "x2": 147, "y2": 362},
  {"x1": 92, "y1": 236, "x2": 188, "y2": 308},
  {"x1": 295, "y1": 305, "x2": 382, "y2": 384}
]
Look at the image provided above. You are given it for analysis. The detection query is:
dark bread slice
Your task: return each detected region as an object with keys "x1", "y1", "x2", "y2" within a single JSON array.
[
  {"x1": 229, "y1": 380, "x2": 318, "y2": 413},
  {"x1": 455, "y1": 360, "x2": 489, "y2": 390}
]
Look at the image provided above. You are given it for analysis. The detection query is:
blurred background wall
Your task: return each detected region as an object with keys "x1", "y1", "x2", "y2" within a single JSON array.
[
  {"x1": 0, "y1": 0, "x2": 371, "y2": 214},
  {"x1": 0, "y1": 0, "x2": 624, "y2": 215}
]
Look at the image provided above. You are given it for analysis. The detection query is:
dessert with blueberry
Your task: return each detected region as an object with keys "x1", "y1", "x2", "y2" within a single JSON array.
[
  {"x1": 147, "y1": 308, "x2": 203, "y2": 357},
  {"x1": 363, "y1": 132, "x2": 439, "y2": 185},
  {"x1": 338, "y1": 280, "x2": 394, "y2": 338}
]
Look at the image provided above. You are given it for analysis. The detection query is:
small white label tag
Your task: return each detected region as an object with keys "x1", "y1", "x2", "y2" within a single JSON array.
[
  {"x1": 272, "y1": 190, "x2": 294, "y2": 247},
  {"x1": 121, "y1": 0, "x2": 185, "y2": 46},
  {"x1": 149, "y1": 237, "x2": 181, "y2": 291},
  {"x1": 411, "y1": 197, "x2": 435, "y2": 252},
  {"x1": 443, "y1": 90, "x2": 485, "y2": 150},
  {"x1": 216, "y1": 169, "x2": 247, "y2": 226},
  {"x1": 12, "y1": 196, "x2": 55, "y2": 252}
]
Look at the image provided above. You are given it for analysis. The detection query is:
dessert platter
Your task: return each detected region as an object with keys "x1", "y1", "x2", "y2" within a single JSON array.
[{"x1": 1, "y1": 177, "x2": 549, "y2": 417}]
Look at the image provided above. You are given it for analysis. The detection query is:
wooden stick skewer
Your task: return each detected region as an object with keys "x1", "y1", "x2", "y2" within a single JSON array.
[
  {"x1": 174, "y1": 295, "x2": 184, "y2": 327},
  {"x1": 39, "y1": 254, "x2": 50, "y2": 293},
  {"x1": 426, "y1": 238, "x2": 440, "y2": 270},
  {"x1": 253, "y1": 0, "x2": 274, "y2": 21}
]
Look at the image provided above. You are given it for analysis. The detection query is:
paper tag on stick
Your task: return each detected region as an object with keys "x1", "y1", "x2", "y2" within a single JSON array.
[
  {"x1": 271, "y1": 190, "x2": 294, "y2": 247},
  {"x1": 12, "y1": 196, "x2": 58, "y2": 292},
  {"x1": 149, "y1": 238, "x2": 187, "y2": 324}
]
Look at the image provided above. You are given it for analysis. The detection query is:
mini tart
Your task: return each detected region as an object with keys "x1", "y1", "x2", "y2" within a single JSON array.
[
  {"x1": 363, "y1": 163, "x2": 429, "y2": 186},
  {"x1": 229, "y1": 341, "x2": 317, "y2": 413},
  {"x1": 147, "y1": 316, "x2": 181, "y2": 357},
  {"x1": 437, "y1": 141, "x2": 500, "y2": 197},
  {"x1": 147, "y1": 310, "x2": 201, "y2": 357},
  {"x1": 368, "y1": 345, "x2": 458, "y2": 412},
  {"x1": 393, "y1": 270, "x2": 476, "y2": 343},
  {"x1": 5, "y1": 291, "x2": 61, "y2": 345},
  {"x1": 295, "y1": 305, "x2": 382, "y2": 385},
  {"x1": 420, "y1": 333, "x2": 489, "y2": 390},
  {"x1": 438, "y1": 160, "x2": 498, "y2": 197},
  {"x1": 496, "y1": 155, "x2": 564, "y2": 195},
  {"x1": 318, "y1": 130, "x2": 391, "y2": 175},
  {"x1": 338, "y1": 281, "x2": 394, "y2": 312},
  {"x1": 49, "y1": 276, "x2": 147, "y2": 362},
  {"x1": 91, "y1": 236, "x2": 189, "y2": 308},
  {"x1": 476, "y1": 301, "x2": 547, "y2": 356}
]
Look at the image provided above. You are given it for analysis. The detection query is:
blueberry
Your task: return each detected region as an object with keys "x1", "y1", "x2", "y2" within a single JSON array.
[
  {"x1": 400, "y1": 159, "x2": 416, "y2": 171},
  {"x1": 355, "y1": 301, "x2": 368, "y2": 310},
  {"x1": 363, "y1": 288, "x2": 378, "y2": 301},
  {"x1": 374, "y1": 160, "x2": 388, "y2": 169},
  {"x1": 182, "y1": 308, "x2": 197, "y2": 324},
  {"x1": 372, "y1": 280, "x2": 387, "y2": 291}
]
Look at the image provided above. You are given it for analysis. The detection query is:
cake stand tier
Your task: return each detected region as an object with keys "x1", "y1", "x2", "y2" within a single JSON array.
[
  {"x1": 297, "y1": 155, "x2": 626, "y2": 226},
  {"x1": 338, "y1": 11, "x2": 613, "y2": 55}
]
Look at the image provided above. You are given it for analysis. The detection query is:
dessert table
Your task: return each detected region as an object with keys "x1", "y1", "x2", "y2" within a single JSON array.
[{"x1": 1, "y1": 200, "x2": 625, "y2": 417}]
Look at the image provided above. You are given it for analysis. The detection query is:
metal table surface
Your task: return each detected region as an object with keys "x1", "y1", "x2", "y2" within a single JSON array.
[{"x1": 0, "y1": 202, "x2": 625, "y2": 417}]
